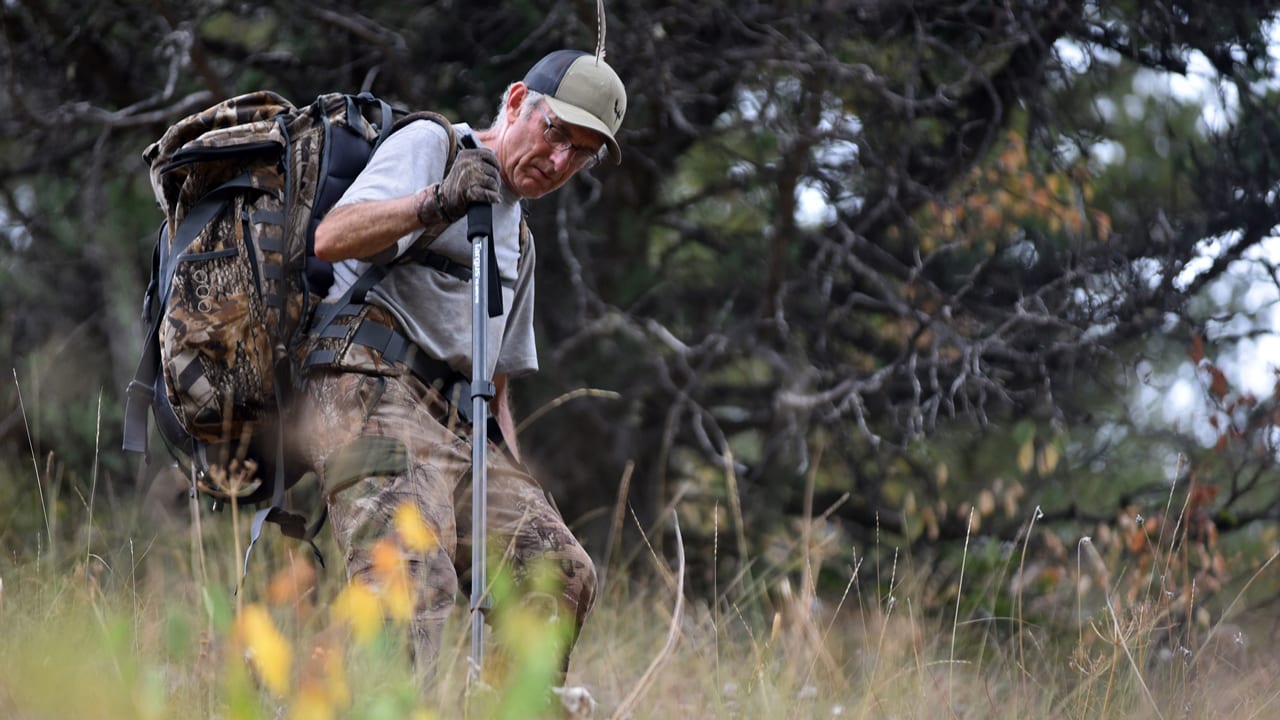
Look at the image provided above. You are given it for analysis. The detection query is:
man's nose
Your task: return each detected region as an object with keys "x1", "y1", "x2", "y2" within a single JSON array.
[{"x1": 548, "y1": 145, "x2": 575, "y2": 173}]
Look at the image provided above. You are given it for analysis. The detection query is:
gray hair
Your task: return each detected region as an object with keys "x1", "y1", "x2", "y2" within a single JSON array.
[{"x1": 490, "y1": 84, "x2": 544, "y2": 130}]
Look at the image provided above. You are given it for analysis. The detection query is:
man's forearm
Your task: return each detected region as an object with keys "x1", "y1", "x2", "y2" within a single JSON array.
[{"x1": 313, "y1": 186, "x2": 452, "y2": 263}]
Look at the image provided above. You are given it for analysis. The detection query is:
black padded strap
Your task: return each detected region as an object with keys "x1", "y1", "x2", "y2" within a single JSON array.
[
  {"x1": 123, "y1": 229, "x2": 165, "y2": 455},
  {"x1": 398, "y1": 248, "x2": 516, "y2": 289},
  {"x1": 306, "y1": 263, "x2": 390, "y2": 346},
  {"x1": 350, "y1": 92, "x2": 396, "y2": 148},
  {"x1": 305, "y1": 313, "x2": 466, "y2": 395}
]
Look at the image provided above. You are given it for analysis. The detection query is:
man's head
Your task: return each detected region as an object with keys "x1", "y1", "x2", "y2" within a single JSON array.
[
  {"x1": 522, "y1": 50, "x2": 627, "y2": 164},
  {"x1": 480, "y1": 50, "x2": 627, "y2": 200}
]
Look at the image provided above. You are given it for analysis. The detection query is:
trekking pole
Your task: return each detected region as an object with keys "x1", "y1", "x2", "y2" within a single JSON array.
[{"x1": 462, "y1": 136, "x2": 496, "y2": 674}]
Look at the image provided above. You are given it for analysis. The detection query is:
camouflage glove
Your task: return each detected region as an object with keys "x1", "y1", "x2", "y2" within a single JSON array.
[{"x1": 434, "y1": 147, "x2": 502, "y2": 224}]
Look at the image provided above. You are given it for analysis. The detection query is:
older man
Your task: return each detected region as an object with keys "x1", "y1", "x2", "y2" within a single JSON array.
[{"x1": 302, "y1": 49, "x2": 625, "y2": 687}]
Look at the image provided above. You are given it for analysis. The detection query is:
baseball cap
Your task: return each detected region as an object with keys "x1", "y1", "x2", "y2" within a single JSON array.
[{"x1": 523, "y1": 50, "x2": 627, "y2": 164}]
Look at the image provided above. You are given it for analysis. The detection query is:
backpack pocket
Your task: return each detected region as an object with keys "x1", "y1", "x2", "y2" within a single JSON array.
[{"x1": 161, "y1": 187, "x2": 283, "y2": 444}]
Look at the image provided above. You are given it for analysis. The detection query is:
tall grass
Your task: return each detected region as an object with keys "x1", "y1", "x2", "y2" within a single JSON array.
[{"x1": 2, "y1": 447, "x2": 1278, "y2": 718}]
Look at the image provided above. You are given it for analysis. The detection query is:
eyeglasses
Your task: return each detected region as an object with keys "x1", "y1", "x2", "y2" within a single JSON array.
[{"x1": 537, "y1": 103, "x2": 602, "y2": 169}]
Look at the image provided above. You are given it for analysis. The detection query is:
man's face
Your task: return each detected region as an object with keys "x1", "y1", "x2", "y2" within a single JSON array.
[{"x1": 499, "y1": 85, "x2": 606, "y2": 199}]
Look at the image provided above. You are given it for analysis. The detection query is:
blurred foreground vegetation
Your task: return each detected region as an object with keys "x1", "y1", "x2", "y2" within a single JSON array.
[{"x1": 1, "y1": 481, "x2": 1277, "y2": 719}]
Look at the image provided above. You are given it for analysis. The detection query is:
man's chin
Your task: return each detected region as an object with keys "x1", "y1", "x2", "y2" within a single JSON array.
[
  {"x1": 515, "y1": 181, "x2": 552, "y2": 200},
  {"x1": 514, "y1": 169, "x2": 568, "y2": 200}
]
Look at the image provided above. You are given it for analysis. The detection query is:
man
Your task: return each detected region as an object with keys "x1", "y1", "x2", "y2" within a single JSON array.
[{"x1": 301, "y1": 49, "x2": 626, "y2": 687}]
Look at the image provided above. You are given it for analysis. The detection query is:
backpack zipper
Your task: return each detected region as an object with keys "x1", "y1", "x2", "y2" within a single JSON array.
[{"x1": 160, "y1": 140, "x2": 284, "y2": 174}]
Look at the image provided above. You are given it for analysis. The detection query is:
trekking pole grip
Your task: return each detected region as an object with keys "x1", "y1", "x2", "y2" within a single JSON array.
[
  {"x1": 460, "y1": 136, "x2": 493, "y2": 241},
  {"x1": 460, "y1": 135, "x2": 502, "y2": 318},
  {"x1": 466, "y1": 201, "x2": 493, "y2": 242}
]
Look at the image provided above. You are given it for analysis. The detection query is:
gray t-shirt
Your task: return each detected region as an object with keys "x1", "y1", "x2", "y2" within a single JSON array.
[{"x1": 327, "y1": 120, "x2": 537, "y2": 379}]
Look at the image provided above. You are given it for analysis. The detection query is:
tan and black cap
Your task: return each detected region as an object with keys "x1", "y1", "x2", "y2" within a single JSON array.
[{"x1": 523, "y1": 49, "x2": 627, "y2": 164}]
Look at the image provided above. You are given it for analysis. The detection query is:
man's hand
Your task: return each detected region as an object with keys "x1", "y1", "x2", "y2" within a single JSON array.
[{"x1": 436, "y1": 148, "x2": 502, "y2": 222}]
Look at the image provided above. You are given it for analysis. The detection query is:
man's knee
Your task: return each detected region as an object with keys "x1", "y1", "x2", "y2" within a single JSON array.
[
  {"x1": 535, "y1": 537, "x2": 598, "y2": 627},
  {"x1": 408, "y1": 552, "x2": 461, "y2": 613},
  {"x1": 349, "y1": 547, "x2": 459, "y2": 617},
  {"x1": 561, "y1": 543, "x2": 597, "y2": 627}
]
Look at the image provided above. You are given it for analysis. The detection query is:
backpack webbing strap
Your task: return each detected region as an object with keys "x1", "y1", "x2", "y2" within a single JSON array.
[
  {"x1": 254, "y1": 212, "x2": 288, "y2": 313},
  {"x1": 302, "y1": 233, "x2": 509, "y2": 358},
  {"x1": 305, "y1": 261, "x2": 391, "y2": 346},
  {"x1": 123, "y1": 229, "x2": 166, "y2": 457},
  {"x1": 402, "y1": 248, "x2": 517, "y2": 289},
  {"x1": 349, "y1": 93, "x2": 395, "y2": 142},
  {"x1": 242, "y1": 369, "x2": 325, "y2": 581},
  {"x1": 304, "y1": 316, "x2": 465, "y2": 392},
  {"x1": 244, "y1": 505, "x2": 326, "y2": 580},
  {"x1": 304, "y1": 316, "x2": 499, "y2": 443},
  {"x1": 302, "y1": 240, "x2": 501, "y2": 358}
]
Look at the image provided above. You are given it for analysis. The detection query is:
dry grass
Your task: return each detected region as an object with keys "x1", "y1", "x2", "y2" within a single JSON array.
[
  {"x1": 1, "y1": 392, "x2": 1277, "y2": 719},
  {"x1": 2, "y1": 484, "x2": 1278, "y2": 720}
]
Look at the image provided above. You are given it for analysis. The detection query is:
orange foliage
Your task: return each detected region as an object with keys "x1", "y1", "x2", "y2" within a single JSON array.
[{"x1": 918, "y1": 129, "x2": 1110, "y2": 248}]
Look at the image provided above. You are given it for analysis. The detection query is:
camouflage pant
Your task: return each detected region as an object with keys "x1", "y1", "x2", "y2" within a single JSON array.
[{"x1": 302, "y1": 366, "x2": 596, "y2": 684}]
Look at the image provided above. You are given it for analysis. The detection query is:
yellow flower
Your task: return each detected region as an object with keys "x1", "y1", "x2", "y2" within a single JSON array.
[
  {"x1": 394, "y1": 502, "x2": 439, "y2": 553},
  {"x1": 295, "y1": 641, "x2": 351, "y2": 711},
  {"x1": 234, "y1": 604, "x2": 292, "y2": 696},
  {"x1": 267, "y1": 553, "x2": 317, "y2": 608},
  {"x1": 332, "y1": 581, "x2": 383, "y2": 644},
  {"x1": 287, "y1": 685, "x2": 333, "y2": 720},
  {"x1": 370, "y1": 538, "x2": 415, "y2": 623},
  {"x1": 318, "y1": 644, "x2": 351, "y2": 708}
]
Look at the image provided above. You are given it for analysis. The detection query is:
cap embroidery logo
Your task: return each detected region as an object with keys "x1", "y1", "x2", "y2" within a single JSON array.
[{"x1": 613, "y1": 99, "x2": 622, "y2": 123}]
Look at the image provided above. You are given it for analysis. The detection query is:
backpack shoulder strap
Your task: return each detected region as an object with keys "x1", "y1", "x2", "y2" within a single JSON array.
[{"x1": 391, "y1": 111, "x2": 460, "y2": 172}]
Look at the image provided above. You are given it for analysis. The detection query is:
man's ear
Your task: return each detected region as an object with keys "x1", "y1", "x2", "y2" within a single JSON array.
[{"x1": 505, "y1": 83, "x2": 528, "y2": 124}]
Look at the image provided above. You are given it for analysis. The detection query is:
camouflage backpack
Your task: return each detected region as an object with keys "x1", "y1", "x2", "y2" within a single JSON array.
[{"x1": 123, "y1": 91, "x2": 456, "y2": 564}]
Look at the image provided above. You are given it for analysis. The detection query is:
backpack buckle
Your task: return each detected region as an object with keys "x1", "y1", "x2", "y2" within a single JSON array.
[{"x1": 126, "y1": 379, "x2": 156, "y2": 403}]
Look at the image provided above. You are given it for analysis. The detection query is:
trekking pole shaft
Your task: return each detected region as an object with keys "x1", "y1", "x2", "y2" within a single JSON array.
[{"x1": 467, "y1": 199, "x2": 494, "y2": 671}]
